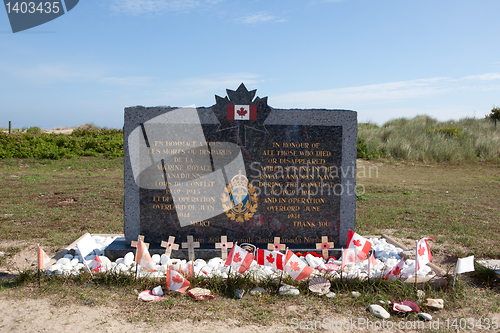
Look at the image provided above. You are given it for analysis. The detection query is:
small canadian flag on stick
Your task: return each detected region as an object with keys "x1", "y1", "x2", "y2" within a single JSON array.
[{"x1": 227, "y1": 105, "x2": 257, "y2": 120}]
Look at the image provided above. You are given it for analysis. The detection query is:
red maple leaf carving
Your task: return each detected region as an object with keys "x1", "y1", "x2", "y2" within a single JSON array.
[
  {"x1": 393, "y1": 265, "x2": 402, "y2": 276},
  {"x1": 418, "y1": 244, "x2": 426, "y2": 257},
  {"x1": 172, "y1": 274, "x2": 184, "y2": 284},
  {"x1": 233, "y1": 252, "x2": 242, "y2": 263},
  {"x1": 353, "y1": 239, "x2": 362, "y2": 247},
  {"x1": 290, "y1": 261, "x2": 300, "y2": 271},
  {"x1": 237, "y1": 107, "x2": 247, "y2": 117},
  {"x1": 266, "y1": 253, "x2": 275, "y2": 264}
]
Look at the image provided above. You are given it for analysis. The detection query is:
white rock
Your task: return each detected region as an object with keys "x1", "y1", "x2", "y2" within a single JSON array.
[
  {"x1": 115, "y1": 258, "x2": 125, "y2": 265},
  {"x1": 207, "y1": 258, "x2": 223, "y2": 267},
  {"x1": 279, "y1": 284, "x2": 300, "y2": 296},
  {"x1": 100, "y1": 256, "x2": 112, "y2": 270},
  {"x1": 194, "y1": 259, "x2": 206, "y2": 267},
  {"x1": 70, "y1": 258, "x2": 79, "y2": 267},
  {"x1": 368, "y1": 304, "x2": 390, "y2": 319},
  {"x1": 152, "y1": 285, "x2": 164, "y2": 296},
  {"x1": 160, "y1": 254, "x2": 170, "y2": 266},
  {"x1": 395, "y1": 304, "x2": 413, "y2": 312},
  {"x1": 419, "y1": 313, "x2": 432, "y2": 321},
  {"x1": 152, "y1": 254, "x2": 161, "y2": 264},
  {"x1": 74, "y1": 263, "x2": 85, "y2": 271},
  {"x1": 63, "y1": 254, "x2": 73, "y2": 260},
  {"x1": 385, "y1": 258, "x2": 398, "y2": 268},
  {"x1": 305, "y1": 254, "x2": 325, "y2": 269},
  {"x1": 56, "y1": 258, "x2": 71, "y2": 266},
  {"x1": 124, "y1": 252, "x2": 134, "y2": 266},
  {"x1": 116, "y1": 263, "x2": 128, "y2": 273},
  {"x1": 325, "y1": 292, "x2": 336, "y2": 298},
  {"x1": 351, "y1": 291, "x2": 361, "y2": 298},
  {"x1": 62, "y1": 263, "x2": 73, "y2": 271},
  {"x1": 423, "y1": 298, "x2": 444, "y2": 310}
]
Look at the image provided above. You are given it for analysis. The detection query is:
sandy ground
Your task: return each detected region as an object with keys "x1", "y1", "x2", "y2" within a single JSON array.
[
  {"x1": 41, "y1": 129, "x2": 74, "y2": 134},
  {"x1": 1, "y1": 296, "x2": 439, "y2": 333},
  {"x1": 0, "y1": 297, "x2": 297, "y2": 333}
]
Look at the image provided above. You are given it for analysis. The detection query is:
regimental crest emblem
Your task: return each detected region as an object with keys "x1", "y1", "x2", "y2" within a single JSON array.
[{"x1": 222, "y1": 171, "x2": 258, "y2": 222}]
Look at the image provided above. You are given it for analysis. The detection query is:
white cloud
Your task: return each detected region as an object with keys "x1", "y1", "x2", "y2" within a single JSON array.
[
  {"x1": 462, "y1": 73, "x2": 500, "y2": 81},
  {"x1": 309, "y1": 0, "x2": 346, "y2": 4},
  {"x1": 100, "y1": 76, "x2": 155, "y2": 87},
  {"x1": 270, "y1": 74, "x2": 500, "y2": 110},
  {"x1": 0, "y1": 63, "x2": 102, "y2": 85},
  {"x1": 235, "y1": 12, "x2": 282, "y2": 24},
  {"x1": 156, "y1": 72, "x2": 261, "y2": 103},
  {"x1": 110, "y1": 0, "x2": 222, "y2": 15}
]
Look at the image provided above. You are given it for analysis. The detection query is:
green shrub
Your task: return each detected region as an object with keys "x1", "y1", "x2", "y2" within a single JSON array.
[
  {"x1": 486, "y1": 106, "x2": 500, "y2": 121},
  {"x1": 26, "y1": 126, "x2": 41, "y2": 135},
  {"x1": 434, "y1": 126, "x2": 461, "y2": 138},
  {"x1": 0, "y1": 127, "x2": 123, "y2": 160}
]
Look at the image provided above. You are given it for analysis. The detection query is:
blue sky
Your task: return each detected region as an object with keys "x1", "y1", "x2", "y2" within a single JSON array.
[{"x1": 1, "y1": 0, "x2": 499, "y2": 129}]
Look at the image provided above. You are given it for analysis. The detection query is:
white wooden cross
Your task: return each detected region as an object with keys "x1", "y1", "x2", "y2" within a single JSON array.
[
  {"x1": 131, "y1": 235, "x2": 149, "y2": 249},
  {"x1": 182, "y1": 235, "x2": 200, "y2": 261},
  {"x1": 215, "y1": 236, "x2": 233, "y2": 260},
  {"x1": 316, "y1": 236, "x2": 334, "y2": 260},
  {"x1": 160, "y1": 236, "x2": 179, "y2": 257},
  {"x1": 267, "y1": 237, "x2": 285, "y2": 252}
]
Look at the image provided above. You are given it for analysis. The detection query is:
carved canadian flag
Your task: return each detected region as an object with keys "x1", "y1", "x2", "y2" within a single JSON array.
[{"x1": 227, "y1": 105, "x2": 257, "y2": 120}]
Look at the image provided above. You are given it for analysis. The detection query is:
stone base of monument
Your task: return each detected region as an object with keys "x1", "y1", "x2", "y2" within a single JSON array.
[
  {"x1": 476, "y1": 260, "x2": 500, "y2": 279},
  {"x1": 104, "y1": 237, "x2": 220, "y2": 261},
  {"x1": 103, "y1": 236, "x2": 346, "y2": 261}
]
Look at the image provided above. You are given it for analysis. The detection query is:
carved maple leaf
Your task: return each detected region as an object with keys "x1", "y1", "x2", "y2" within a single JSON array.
[
  {"x1": 233, "y1": 252, "x2": 242, "y2": 263},
  {"x1": 290, "y1": 261, "x2": 300, "y2": 271},
  {"x1": 393, "y1": 265, "x2": 402, "y2": 276},
  {"x1": 237, "y1": 107, "x2": 247, "y2": 117},
  {"x1": 172, "y1": 274, "x2": 184, "y2": 284},
  {"x1": 418, "y1": 244, "x2": 426, "y2": 257},
  {"x1": 266, "y1": 253, "x2": 275, "y2": 264},
  {"x1": 353, "y1": 239, "x2": 362, "y2": 247}
]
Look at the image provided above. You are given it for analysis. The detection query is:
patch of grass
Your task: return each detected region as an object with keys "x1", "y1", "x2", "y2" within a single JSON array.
[
  {"x1": 356, "y1": 161, "x2": 500, "y2": 259},
  {"x1": 0, "y1": 246, "x2": 21, "y2": 265},
  {"x1": 358, "y1": 116, "x2": 500, "y2": 162},
  {"x1": 0, "y1": 127, "x2": 123, "y2": 159},
  {"x1": 0, "y1": 157, "x2": 123, "y2": 246}
]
